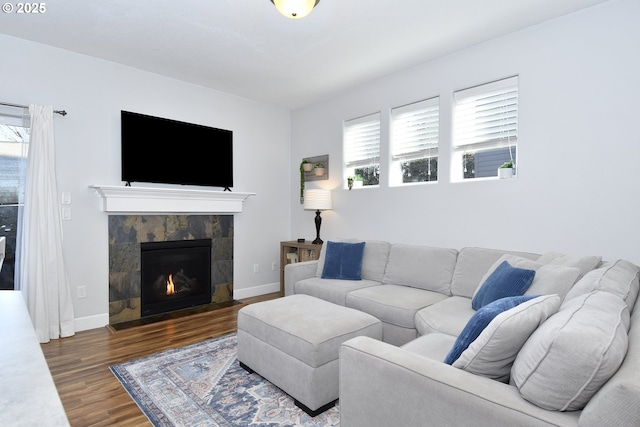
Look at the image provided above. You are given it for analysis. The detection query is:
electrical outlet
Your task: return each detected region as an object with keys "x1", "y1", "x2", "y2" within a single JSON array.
[
  {"x1": 271, "y1": 261, "x2": 277, "y2": 271},
  {"x1": 77, "y1": 286, "x2": 87, "y2": 299},
  {"x1": 253, "y1": 264, "x2": 259, "y2": 273}
]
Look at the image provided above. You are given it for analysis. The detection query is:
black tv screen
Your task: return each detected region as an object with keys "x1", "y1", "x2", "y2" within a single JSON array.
[{"x1": 121, "y1": 111, "x2": 233, "y2": 190}]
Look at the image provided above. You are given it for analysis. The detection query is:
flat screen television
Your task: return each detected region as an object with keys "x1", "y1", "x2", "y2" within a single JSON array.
[{"x1": 121, "y1": 110, "x2": 233, "y2": 190}]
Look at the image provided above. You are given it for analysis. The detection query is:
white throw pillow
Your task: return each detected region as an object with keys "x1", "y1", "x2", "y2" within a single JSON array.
[
  {"x1": 474, "y1": 254, "x2": 581, "y2": 301},
  {"x1": 537, "y1": 251, "x2": 601, "y2": 279},
  {"x1": 511, "y1": 291, "x2": 630, "y2": 411},
  {"x1": 453, "y1": 294, "x2": 561, "y2": 382}
]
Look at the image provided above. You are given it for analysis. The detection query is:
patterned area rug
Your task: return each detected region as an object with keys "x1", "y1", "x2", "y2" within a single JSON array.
[{"x1": 110, "y1": 333, "x2": 340, "y2": 426}]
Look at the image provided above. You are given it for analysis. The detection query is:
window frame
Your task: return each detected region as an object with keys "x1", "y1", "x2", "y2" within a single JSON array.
[
  {"x1": 452, "y1": 76, "x2": 518, "y2": 181},
  {"x1": 390, "y1": 97, "x2": 439, "y2": 186},
  {"x1": 343, "y1": 112, "x2": 381, "y2": 188}
]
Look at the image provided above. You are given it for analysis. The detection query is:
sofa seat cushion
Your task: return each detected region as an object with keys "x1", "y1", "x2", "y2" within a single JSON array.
[
  {"x1": 512, "y1": 291, "x2": 630, "y2": 411},
  {"x1": 453, "y1": 294, "x2": 561, "y2": 383},
  {"x1": 451, "y1": 247, "x2": 540, "y2": 298},
  {"x1": 415, "y1": 296, "x2": 475, "y2": 337},
  {"x1": 563, "y1": 259, "x2": 640, "y2": 311},
  {"x1": 381, "y1": 244, "x2": 458, "y2": 294},
  {"x1": 315, "y1": 239, "x2": 391, "y2": 282},
  {"x1": 295, "y1": 277, "x2": 381, "y2": 306},
  {"x1": 346, "y1": 284, "x2": 448, "y2": 329},
  {"x1": 402, "y1": 333, "x2": 457, "y2": 362}
]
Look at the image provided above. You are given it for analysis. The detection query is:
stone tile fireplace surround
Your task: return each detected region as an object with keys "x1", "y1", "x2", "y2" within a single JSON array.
[
  {"x1": 91, "y1": 185, "x2": 255, "y2": 326},
  {"x1": 108, "y1": 214, "x2": 234, "y2": 325}
]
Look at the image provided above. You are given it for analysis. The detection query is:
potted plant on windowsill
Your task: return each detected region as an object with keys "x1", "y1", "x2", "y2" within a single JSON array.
[
  {"x1": 314, "y1": 163, "x2": 325, "y2": 176},
  {"x1": 498, "y1": 161, "x2": 514, "y2": 179},
  {"x1": 347, "y1": 176, "x2": 355, "y2": 190},
  {"x1": 347, "y1": 175, "x2": 364, "y2": 190}
]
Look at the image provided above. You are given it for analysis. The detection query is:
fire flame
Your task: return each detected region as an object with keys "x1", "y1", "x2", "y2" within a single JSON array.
[{"x1": 166, "y1": 274, "x2": 176, "y2": 295}]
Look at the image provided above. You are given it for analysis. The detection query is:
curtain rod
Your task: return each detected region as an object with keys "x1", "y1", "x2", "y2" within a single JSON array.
[{"x1": 0, "y1": 101, "x2": 67, "y2": 116}]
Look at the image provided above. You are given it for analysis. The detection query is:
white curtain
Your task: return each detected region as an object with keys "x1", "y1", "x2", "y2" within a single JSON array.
[{"x1": 19, "y1": 105, "x2": 74, "y2": 343}]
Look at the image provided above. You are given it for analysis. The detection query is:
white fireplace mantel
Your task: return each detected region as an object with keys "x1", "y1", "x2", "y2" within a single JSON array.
[{"x1": 90, "y1": 185, "x2": 255, "y2": 214}]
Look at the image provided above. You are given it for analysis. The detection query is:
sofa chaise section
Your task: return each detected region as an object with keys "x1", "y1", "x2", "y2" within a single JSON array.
[
  {"x1": 339, "y1": 250, "x2": 639, "y2": 426},
  {"x1": 340, "y1": 335, "x2": 582, "y2": 427}
]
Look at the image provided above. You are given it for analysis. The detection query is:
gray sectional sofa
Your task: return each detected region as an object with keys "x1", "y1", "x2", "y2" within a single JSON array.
[{"x1": 284, "y1": 240, "x2": 640, "y2": 426}]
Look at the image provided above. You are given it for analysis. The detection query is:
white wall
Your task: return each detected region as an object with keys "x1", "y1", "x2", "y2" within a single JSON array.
[
  {"x1": 1, "y1": 34, "x2": 291, "y2": 330},
  {"x1": 290, "y1": 0, "x2": 640, "y2": 264}
]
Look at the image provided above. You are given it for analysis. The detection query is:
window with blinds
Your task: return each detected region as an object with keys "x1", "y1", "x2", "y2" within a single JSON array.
[
  {"x1": 343, "y1": 112, "x2": 380, "y2": 187},
  {"x1": 391, "y1": 97, "x2": 439, "y2": 185},
  {"x1": 0, "y1": 106, "x2": 29, "y2": 291},
  {"x1": 453, "y1": 76, "x2": 518, "y2": 180},
  {"x1": 0, "y1": 107, "x2": 29, "y2": 206}
]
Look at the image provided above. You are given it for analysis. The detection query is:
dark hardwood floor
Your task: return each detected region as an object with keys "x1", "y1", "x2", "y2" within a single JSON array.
[{"x1": 41, "y1": 293, "x2": 279, "y2": 427}]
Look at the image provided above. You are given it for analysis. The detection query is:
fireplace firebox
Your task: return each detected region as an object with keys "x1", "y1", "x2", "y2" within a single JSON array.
[{"x1": 140, "y1": 239, "x2": 212, "y2": 317}]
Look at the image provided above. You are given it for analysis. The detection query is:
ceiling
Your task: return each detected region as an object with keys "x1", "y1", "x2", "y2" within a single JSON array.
[{"x1": 0, "y1": 0, "x2": 610, "y2": 110}]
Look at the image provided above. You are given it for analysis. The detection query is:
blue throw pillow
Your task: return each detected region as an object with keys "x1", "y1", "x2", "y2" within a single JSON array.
[
  {"x1": 444, "y1": 295, "x2": 540, "y2": 365},
  {"x1": 321, "y1": 241, "x2": 366, "y2": 280},
  {"x1": 472, "y1": 261, "x2": 536, "y2": 310}
]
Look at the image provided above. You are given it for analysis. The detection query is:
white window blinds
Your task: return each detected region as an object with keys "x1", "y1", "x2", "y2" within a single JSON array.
[
  {"x1": 391, "y1": 97, "x2": 439, "y2": 161},
  {"x1": 453, "y1": 76, "x2": 518, "y2": 151},
  {"x1": 0, "y1": 104, "x2": 29, "y2": 128},
  {"x1": 344, "y1": 112, "x2": 381, "y2": 169}
]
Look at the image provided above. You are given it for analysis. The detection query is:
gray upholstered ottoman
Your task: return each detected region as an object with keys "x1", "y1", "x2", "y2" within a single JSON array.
[{"x1": 237, "y1": 294, "x2": 382, "y2": 416}]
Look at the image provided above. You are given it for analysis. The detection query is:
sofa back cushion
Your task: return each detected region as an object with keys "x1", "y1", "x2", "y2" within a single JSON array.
[
  {"x1": 451, "y1": 247, "x2": 540, "y2": 298},
  {"x1": 580, "y1": 303, "x2": 640, "y2": 425},
  {"x1": 512, "y1": 291, "x2": 630, "y2": 411},
  {"x1": 315, "y1": 239, "x2": 391, "y2": 282},
  {"x1": 536, "y1": 251, "x2": 602, "y2": 279},
  {"x1": 382, "y1": 244, "x2": 457, "y2": 294},
  {"x1": 563, "y1": 259, "x2": 640, "y2": 312}
]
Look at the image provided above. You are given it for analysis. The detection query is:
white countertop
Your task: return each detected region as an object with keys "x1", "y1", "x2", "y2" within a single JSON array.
[{"x1": 0, "y1": 291, "x2": 70, "y2": 426}]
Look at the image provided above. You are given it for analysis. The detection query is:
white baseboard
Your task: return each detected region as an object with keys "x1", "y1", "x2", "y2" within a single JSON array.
[
  {"x1": 75, "y1": 313, "x2": 109, "y2": 332},
  {"x1": 234, "y1": 282, "x2": 279, "y2": 300}
]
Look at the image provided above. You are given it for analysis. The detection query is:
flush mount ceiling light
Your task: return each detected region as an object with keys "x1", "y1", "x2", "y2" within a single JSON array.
[{"x1": 270, "y1": 0, "x2": 320, "y2": 19}]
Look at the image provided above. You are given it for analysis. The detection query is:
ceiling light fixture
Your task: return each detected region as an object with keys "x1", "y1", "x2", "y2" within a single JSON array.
[{"x1": 270, "y1": 0, "x2": 320, "y2": 19}]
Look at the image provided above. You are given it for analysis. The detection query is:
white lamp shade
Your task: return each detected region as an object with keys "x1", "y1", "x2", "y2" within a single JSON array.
[
  {"x1": 303, "y1": 189, "x2": 332, "y2": 210},
  {"x1": 271, "y1": 0, "x2": 318, "y2": 19}
]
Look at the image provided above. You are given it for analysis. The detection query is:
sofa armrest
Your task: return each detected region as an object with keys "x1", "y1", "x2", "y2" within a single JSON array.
[
  {"x1": 284, "y1": 260, "x2": 318, "y2": 296},
  {"x1": 339, "y1": 336, "x2": 579, "y2": 427}
]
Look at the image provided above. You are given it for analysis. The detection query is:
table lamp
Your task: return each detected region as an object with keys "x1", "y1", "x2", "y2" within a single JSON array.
[{"x1": 303, "y1": 189, "x2": 332, "y2": 244}]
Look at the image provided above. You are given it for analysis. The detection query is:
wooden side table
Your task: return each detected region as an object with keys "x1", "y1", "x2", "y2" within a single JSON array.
[{"x1": 280, "y1": 240, "x2": 323, "y2": 296}]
